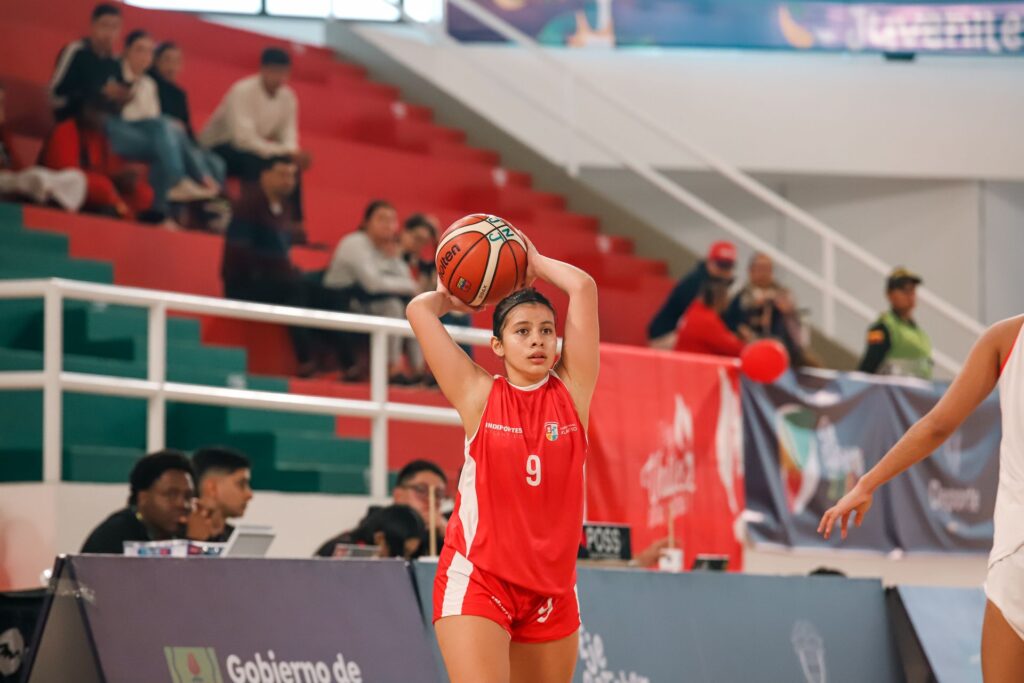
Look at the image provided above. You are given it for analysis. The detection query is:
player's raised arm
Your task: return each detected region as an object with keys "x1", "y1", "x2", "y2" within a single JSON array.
[
  {"x1": 517, "y1": 233, "x2": 599, "y2": 426},
  {"x1": 406, "y1": 288, "x2": 493, "y2": 433},
  {"x1": 819, "y1": 316, "x2": 1018, "y2": 540}
]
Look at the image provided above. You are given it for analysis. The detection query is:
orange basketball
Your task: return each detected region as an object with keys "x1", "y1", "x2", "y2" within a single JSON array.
[{"x1": 435, "y1": 214, "x2": 529, "y2": 307}]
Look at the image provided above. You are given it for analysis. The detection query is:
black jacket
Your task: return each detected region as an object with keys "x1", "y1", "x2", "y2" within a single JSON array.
[
  {"x1": 149, "y1": 70, "x2": 196, "y2": 140},
  {"x1": 80, "y1": 507, "x2": 154, "y2": 554},
  {"x1": 50, "y1": 38, "x2": 119, "y2": 121},
  {"x1": 647, "y1": 261, "x2": 711, "y2": 340}
]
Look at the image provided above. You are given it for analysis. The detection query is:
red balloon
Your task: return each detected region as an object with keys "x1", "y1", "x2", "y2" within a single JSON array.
[{"x1": 741, "y1": 339, "x2": 790, "y2": 383}]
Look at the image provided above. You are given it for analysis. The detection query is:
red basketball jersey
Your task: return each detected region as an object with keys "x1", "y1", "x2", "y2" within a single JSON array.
[{"x1": 444, "y1": 372, "x2": 587, "y2": 596}]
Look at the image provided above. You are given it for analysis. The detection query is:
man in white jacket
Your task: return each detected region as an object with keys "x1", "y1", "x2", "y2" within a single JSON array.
[{"x1": 201, "y1": 47, "x2": 311, "y2": 235}]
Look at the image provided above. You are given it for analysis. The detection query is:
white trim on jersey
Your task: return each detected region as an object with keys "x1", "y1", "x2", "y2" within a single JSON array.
[
  {"x1": 504, "y1": 371, "x2": 552, "y2": 393},
  {"x1": 441, "y1": 551, "x2": 475, "y2": 618},
  {"x1": 458, "y1": 447, "x2": 480, "y2": 555}
]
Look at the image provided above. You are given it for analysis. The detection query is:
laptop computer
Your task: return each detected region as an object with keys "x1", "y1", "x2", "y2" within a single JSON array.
[{"x1": 222, "y1": 524, "x2": 275, "y2": 557}]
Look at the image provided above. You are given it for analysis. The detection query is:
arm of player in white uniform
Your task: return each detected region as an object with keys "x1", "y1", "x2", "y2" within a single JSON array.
[
  {"x1": 819, "y1": 316, "x2": 1020, "y2": 541},
  {"x1": 406, "y1": 288, "x2": 493, "y2": 435},
  {"x1": 518, "y1": 231, "x2": 600, "y2": 428}
]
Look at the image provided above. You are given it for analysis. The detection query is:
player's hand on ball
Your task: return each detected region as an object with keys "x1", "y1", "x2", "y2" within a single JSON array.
[
  {"x1": 818, "y1": 482, "x2": 874, "y2": 541},
  {"x1": 513, "y1": 228, "x2": 541, "y2": 288},
  {"x1": 436, "y1": 281, "x2": 479, "y2": 315}
]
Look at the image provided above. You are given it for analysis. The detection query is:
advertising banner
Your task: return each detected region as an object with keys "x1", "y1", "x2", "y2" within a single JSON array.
[
  {"x1": 25, "y1": 557, "x2": 437, "y2": 683},
  {"x1": 587, "y1": 345, "x2": 744, "y2": 570},
  {"x1": 743, "y1": 371, "x2": 999, "y2": 552},
  {"x1": 413, "y1": 561, "x2": 904, "y2": 683},
  {"x1": 449, "y1": 0, "x2": 1024, "y2": 56}
]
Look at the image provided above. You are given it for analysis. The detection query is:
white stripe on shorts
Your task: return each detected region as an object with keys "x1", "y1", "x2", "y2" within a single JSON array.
[{"x1": 441, "y1": 551, "x2": 474, "y2": 618}]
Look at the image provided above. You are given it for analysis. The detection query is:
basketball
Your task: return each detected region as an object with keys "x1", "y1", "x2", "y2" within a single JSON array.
[
  {"x1": 741, "y1": 339, "x2": 790, "y2": 383},
  {"x1": 435, "y1": 213, "x2": 529, "y2": 307}
]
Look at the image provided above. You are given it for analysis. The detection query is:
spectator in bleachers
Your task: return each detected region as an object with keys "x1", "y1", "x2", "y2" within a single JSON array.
[
  {"x1": 858, "y1": 267, "x2": 933, "y2": 379},
  {"x1": 106, "y1": 29, "x2": 214, "y2": 220},
  {"x1": 393, "y1": 459, "x2": 449, "y2": 544},
  {"x1": 400, "y1": 213, "x2": 438, "y2": 292},
  {"x1": 40, "y1": 96, "x2": 155, "y2": 220},
  {"x1": 199, "y1": 47, "x2": 310, "y2": 234},
  {"x1": 148, "y1": 41, "x2": 226, "y2": 191},
  {"x1": 314, "y1": 504, "x2": 426, "y2": 559},
  {"x1": 648, "y1": 240, "x2": 737, "y2": 349},
  {"x1": 725, "y1": 252, "x2": 818, "y2": 368},
  {"x1": 49, "y1": 3, "x2": 123, "y2": 123},
  {"x1": 0, "y1": 84, "x2": 87, "y2": 211},
  {"x1": 80, "y1": 449, "x2": 214, "y2": 554},
  {"x1": 221, "y1": 155, "x2": 316, "y2": 376},
  {"x1": 323, "y1": 200, "x2": 422, "y2": 384},
  {"x1": 190, "y1": 447, "x2": 254, "y2": 543},
  {"x1": 674, "y1": 277, "x2": 745, "y2": 357}
]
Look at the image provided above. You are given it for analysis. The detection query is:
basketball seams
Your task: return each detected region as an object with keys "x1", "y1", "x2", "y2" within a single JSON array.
[
  {"x1": 435, "y1": 215, "x2": 528, "y2": 306},
  {"x1": 472, "y1": 228, "x2": 506, "y2": 307},
  {"x1": 443, "y1": 233, "x2": 488, "y2": 293}
]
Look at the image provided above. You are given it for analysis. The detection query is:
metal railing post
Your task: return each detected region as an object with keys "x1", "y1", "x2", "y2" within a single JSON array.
[
  {"x1": 42, "y1": 286, "x2": 63, "y2": 483},
  {"x1": 369, "y1": 330, "x2": 390, "y2": 498},
  {"x1": 822, "y1": 237, "x2": 836, "y2": 338},
  {"x1": 147, "y1": 302, "x2": 167, "y2": 452}
]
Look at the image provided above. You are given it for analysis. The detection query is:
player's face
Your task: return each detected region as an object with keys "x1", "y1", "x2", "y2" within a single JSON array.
[{"x1": 493, "y1": 303, "x2": 557, "y2": 380}]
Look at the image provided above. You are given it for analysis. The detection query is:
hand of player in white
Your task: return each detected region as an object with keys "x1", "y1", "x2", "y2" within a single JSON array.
[{"x1": 817, "y1": 482, "x2": 874, "y2": 540}]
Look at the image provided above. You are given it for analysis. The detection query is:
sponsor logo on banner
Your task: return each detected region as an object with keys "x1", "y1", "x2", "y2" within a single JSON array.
[
  {"x1": 578, "y1": 626, "x2": 650, "y2": 683},
  {"x1": 165, "y1": 647, "x2": 223, "y2": 683},
  {"x1": 165, "y1": 647, "x2": 365, "y2": 683},
  {"x1": 545, "y1": 421, "x2": 560, "y2": 442},
  {"x1": 639, "y1": 395, "x2": 697, "y2": 528},
  {"x1": 929, "y1": 431, "x2": 982, "y2": 520},
  {"x1": 776, "y1": 405, "x2": 864, "y2": 514},
  {"x1": 715, "y1": 367, "x2": 744, "y2": 517},
  {"x1": 790, "y1": 620, "x2": 827, "y2": 683},
  {"x1": 0, "y1": 628, "x2": 25, "y2": 677}
]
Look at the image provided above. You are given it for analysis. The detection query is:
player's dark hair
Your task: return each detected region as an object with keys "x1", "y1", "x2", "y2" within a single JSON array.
[
  {"x1": 404, "y1": 213, "x2": 437, "y2": 240},
  {"x1": 396, "y1": 459, "x2": 447, "y2": 487},
  {"x1": 128, "y1": 450, "x2": 194, "y2": 505},
  {"x1": 492, "y1": 287, "x2": 555, "y2": 338},
  {"x1": 91, "y1": 3, "x2": 121, "y2": 21}
]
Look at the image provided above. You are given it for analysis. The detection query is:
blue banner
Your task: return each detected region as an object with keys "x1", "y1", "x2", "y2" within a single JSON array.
[
  {"x1": 743, "y1": 371, "x2": 1000, "y2": 553},
  {"x1": 449, "y1": 0, "x2": 1024, "y2": 55},
  {"x1": 413, "y1": 561, "x2": 903, "y2": 682}
]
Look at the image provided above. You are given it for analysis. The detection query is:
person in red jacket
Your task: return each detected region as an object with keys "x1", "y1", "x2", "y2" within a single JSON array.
[
  {"x1": 39, "y1": 96, "x2": 153, "y2": 220},
  {"x1": 674, "y1": 277, "x2": 745, "y2": 357}
]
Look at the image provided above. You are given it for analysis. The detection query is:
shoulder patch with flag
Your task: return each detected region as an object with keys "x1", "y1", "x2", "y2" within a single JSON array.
[{"x1": 867, "y1": 329, "x2": 886, "y2": 345}]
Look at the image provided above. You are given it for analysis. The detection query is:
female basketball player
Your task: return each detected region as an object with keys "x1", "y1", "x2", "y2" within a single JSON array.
[
  {"x1": 818, "y1": 316, "x2": 1024, "y2": 681},
  {"x1": 406, "y1": 230, "x2": 598, "y2": 683}
]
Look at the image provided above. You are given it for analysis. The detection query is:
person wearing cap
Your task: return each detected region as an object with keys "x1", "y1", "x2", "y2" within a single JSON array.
[
  {"x1": 857, "y1": 267, "x2": 933, "y2": 379},
  {"x1": 647, "y1": 240, "x2": 737, "y2": 349},
  {"x1": 200, "y1": 46, "x2": 311, "y2": 237}
]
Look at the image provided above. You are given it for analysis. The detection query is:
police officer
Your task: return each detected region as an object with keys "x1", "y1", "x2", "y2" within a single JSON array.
[{"x1": 858, "y1": 267, "x2": 933, "y2": 379}]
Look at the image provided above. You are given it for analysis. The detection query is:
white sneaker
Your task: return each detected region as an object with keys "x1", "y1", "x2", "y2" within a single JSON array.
[{"x1": 167, "y1": 178, "x2": 216, "y2": 203}]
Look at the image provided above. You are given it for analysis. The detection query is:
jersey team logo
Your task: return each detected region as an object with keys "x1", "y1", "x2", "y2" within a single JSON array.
[{"x1": 544, "y1": 422, "x2": 559, "y2": 442}]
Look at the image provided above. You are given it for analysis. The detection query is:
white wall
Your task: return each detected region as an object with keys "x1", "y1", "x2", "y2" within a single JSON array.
[
  {"x1": 0, "y1": 482, "x2": 384, "y2": 590},
  {"x1": 981, "y1": 182, "x2": 1024, "y2": 324},
  {"x1": 354, "y1": 24, "x2": 1024, "y2": 181}
]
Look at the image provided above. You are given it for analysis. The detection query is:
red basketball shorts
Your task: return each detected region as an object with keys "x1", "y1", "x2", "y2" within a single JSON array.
[{"x1": 433, "y1": 547, "x2": 580, "y2": 643}]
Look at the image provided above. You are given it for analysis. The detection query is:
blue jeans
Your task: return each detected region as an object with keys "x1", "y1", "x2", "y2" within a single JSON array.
[
  {"x1": 105, "y1": 117, "x2": 186, "y2": 213},
  {"x1": 170, "y1": 123, "x2": 226, "y2": 185}
]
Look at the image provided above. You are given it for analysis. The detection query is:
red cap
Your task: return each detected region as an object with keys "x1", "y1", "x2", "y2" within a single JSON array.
[{"x1": 707, "y1": 241, "x2": 737, "y2": 265}]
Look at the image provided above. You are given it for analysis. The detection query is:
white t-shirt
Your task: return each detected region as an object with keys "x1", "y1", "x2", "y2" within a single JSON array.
[{"x1": 119, "y1": 63, "x2": 161, "y2": 122}]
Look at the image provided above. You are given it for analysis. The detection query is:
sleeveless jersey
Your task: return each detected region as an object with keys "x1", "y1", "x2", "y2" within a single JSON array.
[
  {"x1": 444, "y1": 371, "x2": 587, "y2": 596},
  {"x1": 992, "y1": 321, "x2": 1024, "y2": 567}
]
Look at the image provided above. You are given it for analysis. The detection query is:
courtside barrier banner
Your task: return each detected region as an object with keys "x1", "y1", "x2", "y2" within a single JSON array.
[
  {"x1": 413, "y1": 562, "x2": 903, "y2": 683},
  {"x1": 449, "y1": 0, "x2": 1024, "y2": 55},
  {"x1": 24, "y1": 557, "x2": 436, "y2": 683},
  {"x1": 888, "y1": 585, "x2": 985, "y2": 682},
  {"x1": 587, "y1": 345, "x2": 744, "y2": 570},
  {"x1": 743, "y1": 371, "x2": 999, "y2": 552}
]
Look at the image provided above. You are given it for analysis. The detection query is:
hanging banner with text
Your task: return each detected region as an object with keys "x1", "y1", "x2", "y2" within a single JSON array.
[
  {"x1": 743, "y1": 371, "x2": 999, "y2": 553},
  {"x1": 449, "y1": 0, "x2": 1024, "y2": 56},
  {"x1": 587, "y1": 345, "x2": 744, "y2": 570}
]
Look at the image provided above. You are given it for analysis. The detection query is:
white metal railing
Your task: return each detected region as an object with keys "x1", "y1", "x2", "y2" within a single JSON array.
[
  {"x1": 0, "y1": 278, "x2": 491, "y2": 497},
  {"x1": 397, "y1": 0, "x2": 984, "y2": 374}
]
